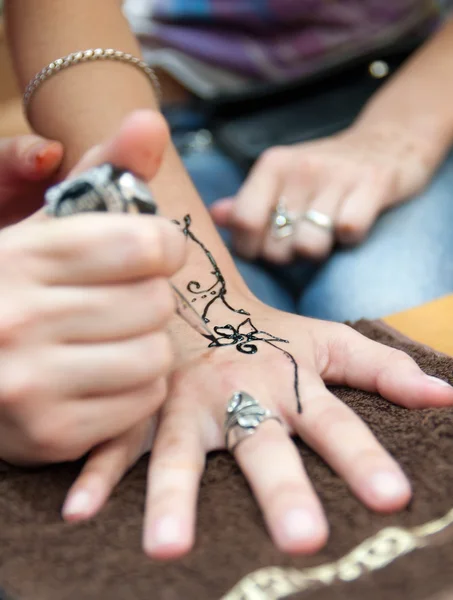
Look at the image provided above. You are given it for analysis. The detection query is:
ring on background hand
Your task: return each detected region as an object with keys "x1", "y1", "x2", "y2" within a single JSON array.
[
  {"x1": 224, "y1": 391, "x2": 282, "y2": 453},
  {"x1": 302, "y1": 209, "x2": 334, "y2": 232},
  {"x1": 270, "y1": 198, "x2": 299, "y2": 239},
  {"x1": 44, "y1": 163, "x2": 157, "y2": 217}
]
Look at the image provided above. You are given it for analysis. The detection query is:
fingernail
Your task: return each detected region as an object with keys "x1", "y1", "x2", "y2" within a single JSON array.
[
  {"x1": 21, "y1": 138, "x2": 61, "y2": 171},
  {"x1": 18, "y1": 138, "x2": 49, "y2": 164},
  {"x1": 281, "y1": 508, "x2": 320, "y2": 542},
  {"x1": 426, "y1": 375, "x2": 452, "y2": 388},
  {"x1": 370, "y1": 472, "x2": 409, "y2": 501},
  {"x1": 146, "y1": 516, "x2": 181, "y2": 551},
  {"x1": 62, "y1": 489, "x2": 93, "y2": 519}
]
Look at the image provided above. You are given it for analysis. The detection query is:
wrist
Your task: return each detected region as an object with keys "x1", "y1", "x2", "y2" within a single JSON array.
[
  {"x1": 167, "y1": 216, "x2": 262, "y2": 347},
  {"x1": 355, "y1": 87, "x2": 453, "y2": 171},
  {"x1": 350, "y1": 113, "x2": 450, "y2": 173}
]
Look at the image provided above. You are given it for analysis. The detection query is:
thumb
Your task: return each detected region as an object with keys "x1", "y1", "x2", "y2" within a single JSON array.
[
  {"x1": 69, "y1": 110, "x2": 170, "y2": 181},
  {"x1": 0, "y1": 135, "x2": 63, "y2": 184},
  {"x1": 30, "y1": 110, "x2": 169, "y2": 223},
  {"x1": 210, "y1": 197, "x2": 236, "y2": 228}
]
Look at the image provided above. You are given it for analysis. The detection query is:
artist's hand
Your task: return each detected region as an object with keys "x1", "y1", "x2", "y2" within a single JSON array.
[
  {"x1": 64, "y1": 295, "x2": 453, "y2": 558},
  {"x1": 0, "y1": 134, "x2": 63, "y2": 225},
  {"x1": 0, "y1": 111, "x2": 185, "y2": 466},
  {"x1": 211, "y1": 122, "x2": 438, "y2": 263}
]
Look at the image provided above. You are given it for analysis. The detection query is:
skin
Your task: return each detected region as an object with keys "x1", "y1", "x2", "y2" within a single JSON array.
[
  {"x1": 0, "y1": 134, "x2": 63, "y2": 225},
  {"x1": 210, "y1": 19, "x2": 453, "y2": 263},
  {"x1": 3, "y1": 0, "x2": 453, "y2": 559},
  {"x1": 0, "y1": 112, "x2": 186, "y2": 466}
]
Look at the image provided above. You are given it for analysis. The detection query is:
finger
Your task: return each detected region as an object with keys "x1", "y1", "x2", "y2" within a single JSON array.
[
  {"x1": 321, "y1": 323, "x2": 453, "y2": 409},
  {"x1": 209, "y1": 197, "x2": 235, "y2": 228},
  {"x1": 19, "y1": 378, "x2": 166, "y2": 464},
  {"x1": 5, "y1": 213, "x2": 186, "y2": 285},
  {"x1": 62, "y1": 419, "x2": 155, "y2": 522},
  {"x1": 229, "y1": 148, "x2": 289, "y2": 259},
  {"x1": 261, "y1": 167, "x2": 313, "y2": 264},
  {"x1": 336, "y1": 170, "x2": 393, "y2": 245},
  {"x1": 68, "y1": 110, "x2": 169, "y2": 182},
  {"x1": 143, "y1": 405, "x2": 205, "y2": 560},
  {"x1": 292, "y1": 370, "x2": 411, "y2": 513},
  {"x1": 0, "y1": 136, "x2": 63, "y2": 183},
  {"x1": 293, "y1": 183, "x2": 346, "y2": 261},
  {"x1": 235, "y1": 418, "x2": 328, "y2": 554},
  {"x1": 37, "y1": 331, "x2": 173, "y2": 397},
  {"x1": 38, "y1": 277, "x2": 175, "y2": 343}
]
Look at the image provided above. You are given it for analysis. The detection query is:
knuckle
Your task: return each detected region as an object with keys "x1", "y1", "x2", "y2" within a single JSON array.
[
  {"x1": 0, "y1": 311, "x2": 27, "y2": 346},
  {"x1": 364, "y1": 165, "x2": 397, "y2": 199},
  {"x1": 377, "y1": 348, "x2": 413, "y2": 381},
  {"x1": 295, "y1": 153, "x2": 316, "y2": 174},
  {"x1": 305, "y1": 402, "x2": 352, "y2": 444},
  {"x1": 158, "y1": 220, "x2": 186, "y2": 271},
  {"x1": 144, "y1": 277, "x2": 175, "y2": 325},
  {"x1": 153, "y1": 452, "x2": 203, "y2": 476},
  {"x1": 118, "y1": 223, "x2": 165, "y2": 274},
  {"x1": 259, "y1": 146, "x2": 287, "y2": 170},
  {"x1": 148, "y1": 376, "x2": 168, "y2": 401},
  {"x1": 138, "y1": 332, "x2": 174, "y2": 378},
  {"x1": 295, "y1": 237, "x2": 332, "y2": 261},
  {"x1": 350, "y1": 447, "x2": 388, "y2": 473},
  {"x1": 0, "y1": 366, "x2": 42, "y2": 404},
  {"x1": 231, "y1": 215, "x2": 261, "y2": 235},
  {"x1": 0, "y1": 232, "x2": 23, "y2": 268},
  {"x1": 363, "y1": 164, "x2": 390, "y2": 184},
  {"x1": 27, "y1": 418, "x2": 69, "y2": 462},
  {"x1": 154, "y1": 333, "x2": 174, "y2": 373},
  {"x1": 263, "y1": 481, "x2": 309, "y2": 510},
  {"x1": 137, "y1": 378, "x2": 168, "y2": 418},
  {"x1": 214, "y1": 360, "x2": 246, "y2": 393},
  {"x1": 261, "y1": 246, "x2": 292, "y2": 265}
]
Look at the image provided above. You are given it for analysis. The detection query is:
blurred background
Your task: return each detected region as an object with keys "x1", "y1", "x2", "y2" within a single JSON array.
[{"x1": 0, "y1": 0, "x2": 31, "y2": 138}]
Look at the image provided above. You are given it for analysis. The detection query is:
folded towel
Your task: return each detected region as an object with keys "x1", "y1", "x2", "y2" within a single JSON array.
[{"x1": 1, "y1": 319, "x2": 452, "y2": 600}]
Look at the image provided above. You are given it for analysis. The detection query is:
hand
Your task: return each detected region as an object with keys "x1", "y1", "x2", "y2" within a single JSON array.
[
  {"x1": 64, "y1": 294, "x2": 453, "y2": 557},
  {"x1": 0, "y1": 134, "x2": 63, "y2": 225},
  {"x1": 211, "y1": 122, "x2": 438, "y2": 263},
  {"x1": 0, "y1": 110, "x2": 186, "y2": 466}
]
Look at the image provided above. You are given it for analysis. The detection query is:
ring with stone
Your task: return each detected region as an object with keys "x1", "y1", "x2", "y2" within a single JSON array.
[{"x1": 270, "y1": 198, "x2": 299, "y2": 239}]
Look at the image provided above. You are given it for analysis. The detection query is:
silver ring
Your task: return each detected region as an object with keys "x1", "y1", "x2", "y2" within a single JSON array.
[
  {"x1": 302, "y1": 209, "x2": 334, "y2": 232},
  {"x1": 44, "y1": 163, "x2": 157, "y2": 217},
  {"x1": 224, "y1": 391, "x2": 282, "y2": 453},
  {"x1": 270, "y1": 198, "x2": 299, "y2": 239}
]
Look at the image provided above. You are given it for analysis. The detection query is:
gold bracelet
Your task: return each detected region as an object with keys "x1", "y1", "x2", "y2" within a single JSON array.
[{"x1": 23, "y1": 48, "x2": 161, "y2": 113}]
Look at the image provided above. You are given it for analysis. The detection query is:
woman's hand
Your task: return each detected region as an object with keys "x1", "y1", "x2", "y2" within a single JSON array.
[
  {"x1": 0, "y1": 111, "x2": 186, "y2": 466},
  {"x1": 211, "y1": 121, "x2": 439, "y2": 264},
  {"x1": 65, "y1": 295, "x2": 453, "y2": 558},
  {"x1": 0, "y1": 134, "x2": 63, "y2": 225}
]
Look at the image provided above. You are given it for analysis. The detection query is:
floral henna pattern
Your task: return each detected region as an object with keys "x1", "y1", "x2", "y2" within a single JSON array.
[
  {"x1": 173, "y1": 215, "x2": 249, "y2": 323},
  {"x1": 175, "y1": 215, "x2": 302, "y2": 412},
  {"x1": 210, "y1": 318, "x2": 286, "y2": 354}
]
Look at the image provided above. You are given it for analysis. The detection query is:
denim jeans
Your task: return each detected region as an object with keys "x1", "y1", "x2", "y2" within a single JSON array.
[{"x1": 166, "y1": 106, "x2": 453, "y2": 322}]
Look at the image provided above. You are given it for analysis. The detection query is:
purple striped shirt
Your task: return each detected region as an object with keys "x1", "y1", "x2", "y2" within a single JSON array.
[{"x1": 125, "y1": 0, "x2": 445, "y2": 82}]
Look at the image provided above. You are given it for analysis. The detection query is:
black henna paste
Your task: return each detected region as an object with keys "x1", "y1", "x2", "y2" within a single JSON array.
[
  {"x1": 174, "y1": 215, "x2": 249, "y2": 323},
  {"x1": 174, "y1": 215, "x2": 302, "y2": 412}
]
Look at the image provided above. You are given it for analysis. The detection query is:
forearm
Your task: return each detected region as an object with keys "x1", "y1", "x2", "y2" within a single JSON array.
[
  {"x1": 4, "y1": 0, "x2": 248, "y2": 296},
  {"x1": 356, "y1": 19, "x2": 453, "y2": 163}
]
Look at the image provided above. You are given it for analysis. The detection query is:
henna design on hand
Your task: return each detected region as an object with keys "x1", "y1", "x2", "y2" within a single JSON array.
[{"x1": 175, "y1": 215, "x2": 301, "y2": 412}]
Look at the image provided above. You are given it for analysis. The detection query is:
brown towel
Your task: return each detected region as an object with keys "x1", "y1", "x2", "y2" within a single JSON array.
[{"x1": 1, "y1": 320, "x2": 453, "y2": 600}]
